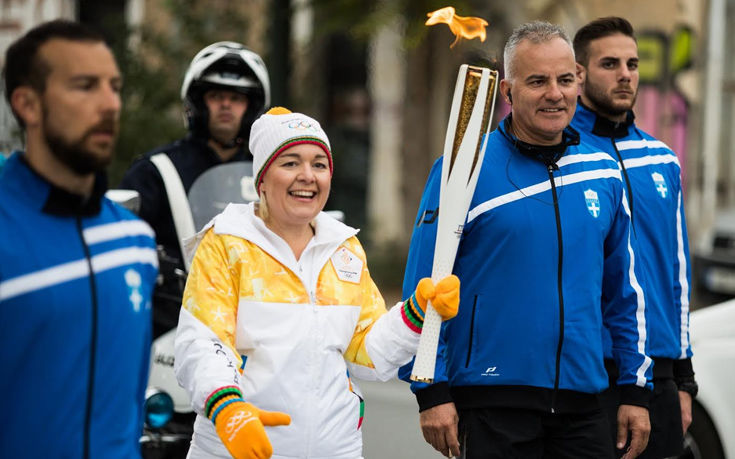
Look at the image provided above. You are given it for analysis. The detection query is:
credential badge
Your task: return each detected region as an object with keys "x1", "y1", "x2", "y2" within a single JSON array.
[{"x1": 330, "y1": 247, "x2": 363, "y2": 284}]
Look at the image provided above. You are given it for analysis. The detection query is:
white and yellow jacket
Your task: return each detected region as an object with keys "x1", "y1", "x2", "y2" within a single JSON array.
[{"x1": 175, "y1": 202, "x2": 421, "y2": 459}]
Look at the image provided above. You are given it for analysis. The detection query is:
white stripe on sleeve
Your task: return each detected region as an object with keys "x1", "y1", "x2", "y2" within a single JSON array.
[
  {"x1": 0, "y1": 246, "x2": 158, "y2": 301},
  {"x1": 615, "y1": 139, "x2": 671, "y2": 151},
  {"x1": 556, "y1": 152, "x2": 617, "y2": 168},
  {"x1": 83, "y1": 220, "x2": 155, "y2": 245},
  {"x1": 676, "y1": 189, "x2": 691, "y2": 358},
  {"x1": 626, "y1": 225, "x2": 652, "y2": 387},
  {"x1": 468, "y1": 168, "x2": 621, "y2": 223},
  {"x1": 621, "y1": 154, "x2": 680, "y2": 170}
]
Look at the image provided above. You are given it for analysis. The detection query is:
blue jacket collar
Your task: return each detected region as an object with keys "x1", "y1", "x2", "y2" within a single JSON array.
[
  {"x1": 3, "y1": 151, "x2": 107, "y2": 217},
  {"x1": 575, "y1": 98, "x2": 635, "y2": 138},
  {"x1": 499, "y1": 115, "x2": 580, "y2": 169}
]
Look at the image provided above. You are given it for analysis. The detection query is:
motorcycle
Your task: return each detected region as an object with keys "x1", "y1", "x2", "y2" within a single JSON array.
[{"x1": 109, "y1": 160, "x2": 259, "y2": 458}]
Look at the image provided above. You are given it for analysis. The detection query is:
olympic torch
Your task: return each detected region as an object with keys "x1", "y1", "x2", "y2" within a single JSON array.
[{"x1": 410, "y1": 64, "x2": 498, "y2": 383}]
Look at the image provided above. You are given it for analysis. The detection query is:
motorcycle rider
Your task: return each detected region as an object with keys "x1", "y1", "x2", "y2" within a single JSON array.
[{"x1": 120, "y1": 41, "x2": 270, "y2": 339}]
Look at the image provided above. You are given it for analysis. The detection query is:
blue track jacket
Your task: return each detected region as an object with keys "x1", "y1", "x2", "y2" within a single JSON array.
[
  {"x1": 0, "y1": 153, "x2": 158, "y2": 458},
  {"x1": 571, "y1": 102, "x2": 693, "y2": 379},
  {"x1": 400, "y1": 119, "x2": 653, "y2": 413}
]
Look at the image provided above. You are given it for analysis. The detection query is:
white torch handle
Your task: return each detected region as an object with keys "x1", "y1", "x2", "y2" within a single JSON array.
[{"x1": 410, "y1": 65, "x2": 497, "y2": 383}]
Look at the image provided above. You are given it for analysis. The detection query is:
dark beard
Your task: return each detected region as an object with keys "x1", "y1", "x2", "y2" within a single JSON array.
[
  {"x1": 584, "y1": 82, "x2": 636, "y2": 119},
  {"x1": 43, "y1": 111, "x2": 116, "y2": 175}
]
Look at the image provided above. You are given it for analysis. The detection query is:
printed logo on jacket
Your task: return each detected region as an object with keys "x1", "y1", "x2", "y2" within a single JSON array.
[
  {"x1": 652, "y1": 172, "x2": 668, "y2": 198},
  {"x1": 125, "y1": 269, "x2": 146, "y2": 312},
  {"x1": 584, "y1": 189, "x2": 600, "y2": 218}
]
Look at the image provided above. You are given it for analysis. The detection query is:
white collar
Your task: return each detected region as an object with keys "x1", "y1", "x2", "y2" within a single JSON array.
[{"x1": 184, "y1": 202, "x2": 358, "y2": 275}]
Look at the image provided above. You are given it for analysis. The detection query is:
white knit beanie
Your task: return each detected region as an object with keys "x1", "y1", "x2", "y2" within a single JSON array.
[{"x1": 249, "y1": 107, "x2": 332, "y2": 192}]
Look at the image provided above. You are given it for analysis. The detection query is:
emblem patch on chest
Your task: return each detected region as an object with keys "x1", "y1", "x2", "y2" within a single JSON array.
[
  {"x1": 652, "y1": 172, "x2": 668, "y2": 198},
  {"x1": 125, "y1": 268, "x2": 145, "y2": 312},
  {"x1": 330, "y1": 247, "x2": 363, "y2": 284},
  {"x1": 584, "y1": 189, "x2": 600, "y2": 218}
]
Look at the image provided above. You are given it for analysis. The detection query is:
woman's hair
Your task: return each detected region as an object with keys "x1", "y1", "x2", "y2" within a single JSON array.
[{"x1": 257, "y1": 190, "x2": 270, "y2": 222}]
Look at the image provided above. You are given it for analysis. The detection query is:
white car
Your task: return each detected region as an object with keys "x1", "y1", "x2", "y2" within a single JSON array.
[
  {"x1": 693, "y1": 206, "x2": 735, "y2": 300},
  {"x1": 681, "y1": 298, "x2": 735, "y2": 458}
]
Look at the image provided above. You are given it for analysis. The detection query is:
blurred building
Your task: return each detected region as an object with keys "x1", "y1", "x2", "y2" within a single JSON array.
[
  {"x1": 1, "y1": 0, "x2": 73, "y2": 153},
  {"x1": 3, "y1": 0, "x2": 735, "y2": 278},
  {"x1": 359, "y1": 0, "x2": 735, "y2": 268}
]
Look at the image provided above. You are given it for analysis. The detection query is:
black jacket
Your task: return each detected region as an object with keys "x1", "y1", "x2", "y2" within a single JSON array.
[{"x1": 119, "y1": 135, "x2": 249, "y2": 337}]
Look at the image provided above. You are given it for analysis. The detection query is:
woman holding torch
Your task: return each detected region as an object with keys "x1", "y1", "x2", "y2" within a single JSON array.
[{"x1": 174, "y1": 107, "x2": 459, "y2": 459}]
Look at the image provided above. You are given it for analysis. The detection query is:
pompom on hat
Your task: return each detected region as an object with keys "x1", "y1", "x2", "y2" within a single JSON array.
[{"x1": 250, "y1": 107, "x2": 332, "y2": 192}]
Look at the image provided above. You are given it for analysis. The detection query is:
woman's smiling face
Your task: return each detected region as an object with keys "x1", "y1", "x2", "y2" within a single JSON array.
[{"x1": 259, "y1": 143, "x2": 331, "y2": 229}]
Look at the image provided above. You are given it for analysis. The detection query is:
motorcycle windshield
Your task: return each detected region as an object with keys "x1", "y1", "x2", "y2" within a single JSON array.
[{"x1": 188, "y1": 161, "x2": 258, "y2": 230}]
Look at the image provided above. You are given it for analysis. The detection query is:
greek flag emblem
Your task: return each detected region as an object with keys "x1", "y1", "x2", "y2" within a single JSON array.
[
  {"x1": 125, "y1": 269, "x2": 144, "y2": 312},
  {"x1": 585, "y1": 189, "x2": 600, "y2": 218},
  {"x1": 652, "y1": 172, "x2": 668, "y2": 198}
]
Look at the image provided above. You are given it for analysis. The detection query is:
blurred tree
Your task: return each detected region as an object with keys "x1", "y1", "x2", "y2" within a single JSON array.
[
  {"x1": 309, "y1": 0, "x2": 483, "y2": 287},
  {"x1": 310, "y1": 0, "x2": 485, "y2": 231},
  {"x1": 269, "y1": 0, "x2": 292, "y2": 106},
  {"x1": 103, "y1": 0, "x2": 256, "y2": 185},
  {"x1": 96, "y1": 0, "x2": 502, "y2": 289},
  {"x1": 312, "y1": 0, "x2": 472, "y2": 44}
]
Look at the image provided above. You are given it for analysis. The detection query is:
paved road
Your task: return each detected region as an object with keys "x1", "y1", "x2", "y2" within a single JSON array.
[{"x1": 360, "y1": 378, "x2": 446, "y2": 459}]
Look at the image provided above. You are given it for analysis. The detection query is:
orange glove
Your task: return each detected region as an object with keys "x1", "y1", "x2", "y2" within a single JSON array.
[
  {"x1": 417, "y1": 275, "x2": 460, "y2": 320},
  {"x1": 213, "y1": 400, "x2": 291, "y2": 459},
  {"x1": 401, "y1": 275, "x2": 460, "y2": 333}
]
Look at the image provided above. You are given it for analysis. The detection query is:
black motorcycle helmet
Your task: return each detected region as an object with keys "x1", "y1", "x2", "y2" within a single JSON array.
[{"x1": 181, "y1": 41, "x2": 271, "y2": 147}]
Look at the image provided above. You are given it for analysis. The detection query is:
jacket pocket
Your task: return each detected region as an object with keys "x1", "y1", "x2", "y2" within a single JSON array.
[{"x1": 465, "y1": 295, "x2": 479, "y2": 368}]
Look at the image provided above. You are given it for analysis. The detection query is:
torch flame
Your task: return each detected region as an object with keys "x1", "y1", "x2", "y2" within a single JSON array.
[{"x1": 426, "y1": 6, "x2": 488, "y2": 48}]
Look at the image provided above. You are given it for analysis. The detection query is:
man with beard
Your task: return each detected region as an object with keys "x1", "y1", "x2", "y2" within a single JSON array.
[
  {"x1": 120, "y1": 41, "x2": 270, "y2": 339},
  {"x1": 571, "y1": 17, "x2": 697, "y2": 458},
  {"x1": 0, "y1": 20, "x2": 158, "y2": 457}
]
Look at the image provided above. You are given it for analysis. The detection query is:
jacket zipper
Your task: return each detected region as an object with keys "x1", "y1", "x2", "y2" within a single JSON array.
[
  {"x1": 301, "y1": 267, "x2": 316, "y2": 457},
  {"x1": 610, "y1": 137, "x2": 635, "y2": 228},
  {"x1": 78, "y1": 217, "x2": 98, "y2": 459},
  {"x1": 547, "y1": 165, "x2": 565, "y2": 414},
  {"x1": 465, "y1": 295, "x2": 478, "y2": 367}
]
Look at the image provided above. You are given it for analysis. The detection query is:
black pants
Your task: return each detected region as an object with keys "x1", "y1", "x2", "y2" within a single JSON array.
[
  {"x1": 457, "y1": 406, "x2": 614, "y2": 459},
  {"x1": 601, "y1": 362, "x2": 684, "y2": 458}
]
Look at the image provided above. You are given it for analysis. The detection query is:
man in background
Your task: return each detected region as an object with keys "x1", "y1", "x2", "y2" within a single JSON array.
[
  {"x1": 120, "y1": 41, "x2": 270, "y2": 338},
  {"x1": 1, "y1": 19, "x2": 158, "y2": 457},
  {"x1": 572, "y1": 16, "x2": 697, "y2": 458}
]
